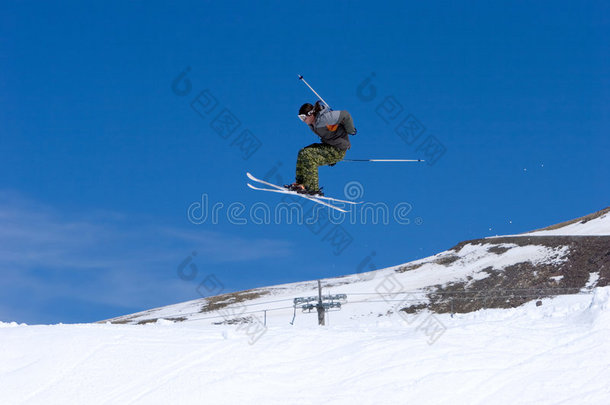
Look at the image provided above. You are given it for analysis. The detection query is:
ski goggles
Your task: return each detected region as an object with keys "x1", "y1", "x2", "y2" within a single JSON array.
[{"x1": 298, "y1": 110, "x2": 314, "y2": 122}]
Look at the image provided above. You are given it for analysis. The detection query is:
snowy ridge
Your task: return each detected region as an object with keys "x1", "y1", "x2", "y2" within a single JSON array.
[
  {"x1": 104, "y1": 208, "x2": 610, "y2": 324},
  {"x1": 103, "y1": 209, "x2": 609, "y2": 327},
  {"x1": 522, "y1": 207, "x2": 610, "y2": 236},
  {"x1": 105, "y1": 238, "x2": 601, "y2": 327}
]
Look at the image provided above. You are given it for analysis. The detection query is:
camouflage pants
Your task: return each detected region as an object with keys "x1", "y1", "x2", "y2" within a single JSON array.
[{"x1": 295, "y1": 143, "x2": 346, "y2": 191}]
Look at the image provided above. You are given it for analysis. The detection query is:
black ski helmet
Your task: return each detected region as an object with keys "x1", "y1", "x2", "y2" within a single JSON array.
[
  {"x1": 299, "y1": 101, "x2": 325, "y2": 116},
  {"x1": 299, "y1": 103, "x2": 314, "y2": 116}
]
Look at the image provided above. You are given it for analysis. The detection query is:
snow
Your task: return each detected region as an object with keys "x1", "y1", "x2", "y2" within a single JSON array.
[
  {"x1": 585, "y1": 273, "x2": 600, "y2": 290},
  {"x1": 1, "y1": 288, "x2": 610, "y2": 404},
  {"x1": 523, "y1": 212, "x2": 610, "y2": 236},
  {"x1": 455, "y1": 243, "x2": 569, "y2": 268}
]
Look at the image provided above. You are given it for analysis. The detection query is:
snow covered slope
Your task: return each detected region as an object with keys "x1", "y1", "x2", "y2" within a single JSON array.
[
  {"x1": 2, "y1": 288, "x2": 610, "y2": 404},
  {"x1": 105, "y1": 208, "x2": 610, "y2": 327}
]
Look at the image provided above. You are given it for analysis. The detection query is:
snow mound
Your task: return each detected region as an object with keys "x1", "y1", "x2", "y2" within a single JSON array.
[{"x1": 0, "y1": 321, "x2": 26, "y2": 328}]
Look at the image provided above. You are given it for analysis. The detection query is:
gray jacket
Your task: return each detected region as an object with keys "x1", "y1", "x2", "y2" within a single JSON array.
[{"x1": 308, "y1": 105, "x2": 356, "y2": 151}]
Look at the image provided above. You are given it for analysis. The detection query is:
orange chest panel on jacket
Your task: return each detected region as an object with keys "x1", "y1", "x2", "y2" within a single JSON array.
[{"x1": 326, "y1": 124, "x2": 339, "y2": 131}]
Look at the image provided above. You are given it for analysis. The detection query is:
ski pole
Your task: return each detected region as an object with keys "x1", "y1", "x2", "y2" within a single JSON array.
[
  {"x1": 342, "y1": 159, "x2": 425, "y2": 162},
  {"x1": 297, "y1": 74, "x2": 331, "y2": 109}
]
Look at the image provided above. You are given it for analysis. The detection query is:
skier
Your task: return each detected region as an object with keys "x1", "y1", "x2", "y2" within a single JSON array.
[{"x1": 284, "y1": 101, "x2": 357, "y2": 196}]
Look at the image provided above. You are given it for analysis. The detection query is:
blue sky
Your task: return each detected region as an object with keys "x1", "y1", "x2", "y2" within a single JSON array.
[{"x1": 1, "y1": 1, "x2": 608, "y2": 324}]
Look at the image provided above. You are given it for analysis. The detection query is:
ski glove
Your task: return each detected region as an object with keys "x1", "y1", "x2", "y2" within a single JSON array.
[{"x1": 350, "y1": 127, "x2": 357, "y2": 136}]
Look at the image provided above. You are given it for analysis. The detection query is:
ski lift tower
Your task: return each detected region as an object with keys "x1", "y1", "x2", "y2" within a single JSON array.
[{"x1": 291, "y1": 280, "x2": 347, "y2": 326}]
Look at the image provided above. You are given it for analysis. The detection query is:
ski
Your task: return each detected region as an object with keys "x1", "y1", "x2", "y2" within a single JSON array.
[
  {"x1": 246, "y1": 173, "x2": 362, "y2": 213},
  {"x1": 246, "y1": 172, "x2": 362, "y2": 205},
  {"x1": 247, "y1": 183, "x2": 348, "y2": 212}
]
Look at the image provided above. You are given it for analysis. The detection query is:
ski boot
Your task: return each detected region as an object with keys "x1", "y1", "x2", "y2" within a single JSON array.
[{"x1": 284, "y1": 183, "x2": 324, "y2": 197}]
